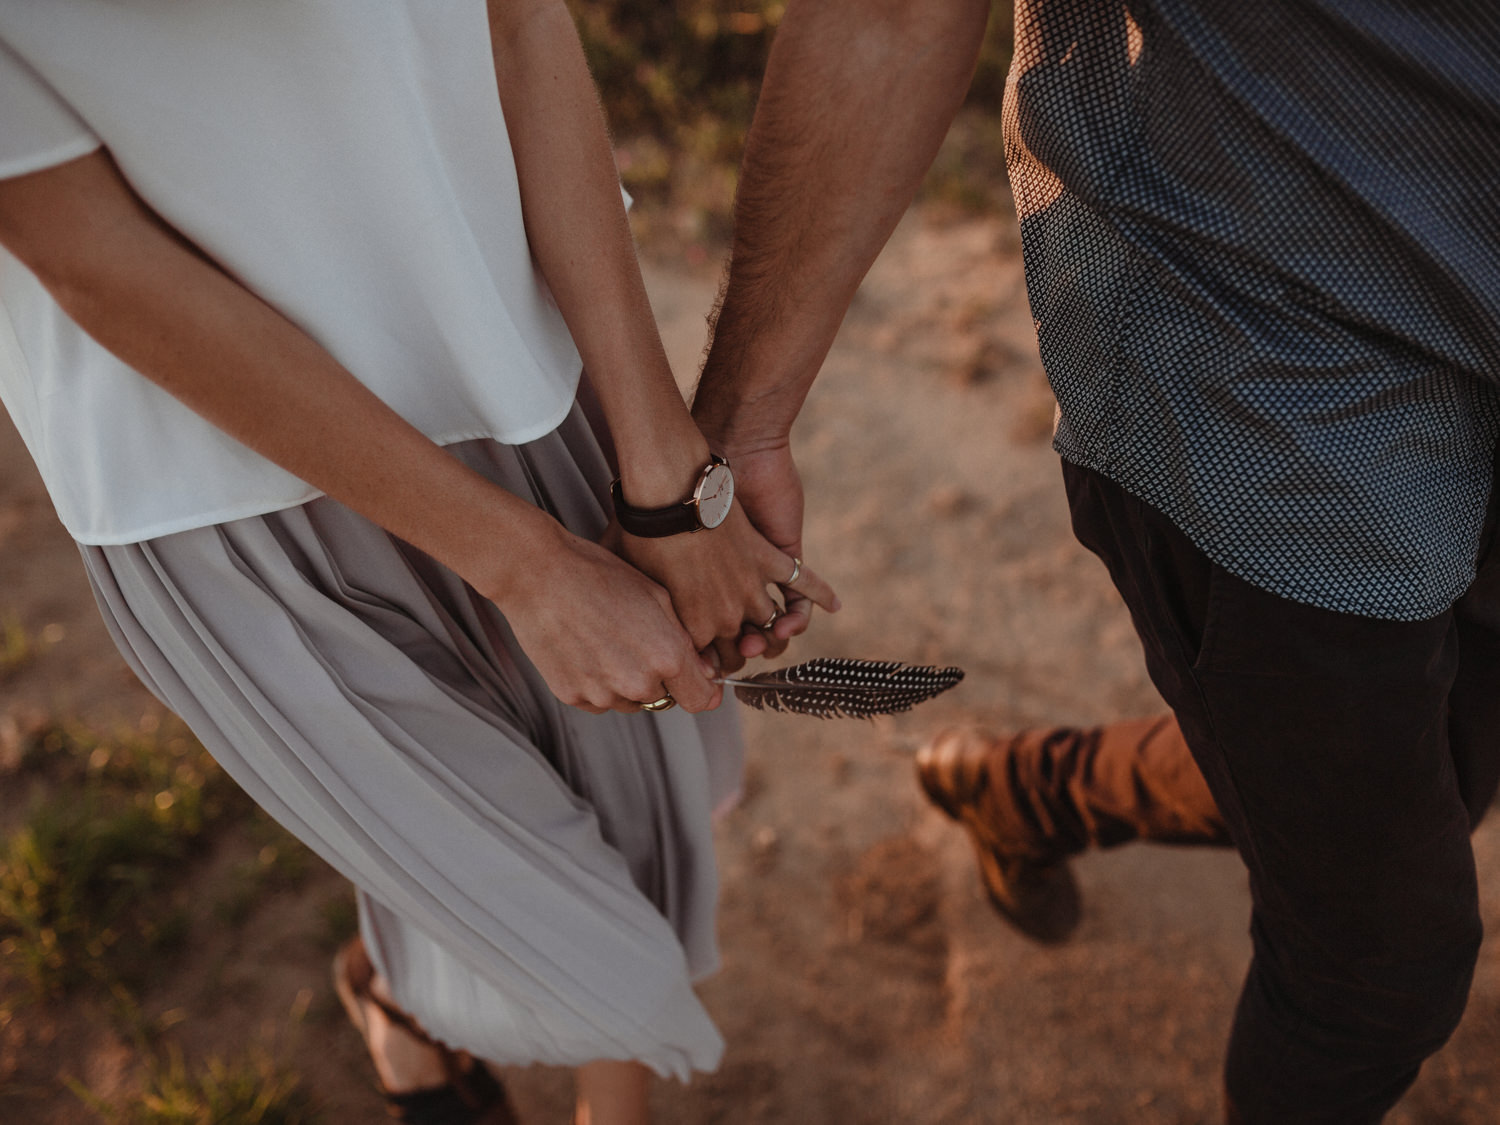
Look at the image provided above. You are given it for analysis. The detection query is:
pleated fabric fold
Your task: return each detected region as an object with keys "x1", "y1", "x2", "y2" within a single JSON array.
[{"x1": 77, "y1": 401, "x2": 741, "y2": 1078}]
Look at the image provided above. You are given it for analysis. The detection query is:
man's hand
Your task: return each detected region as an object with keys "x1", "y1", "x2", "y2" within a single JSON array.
[
  {"x1": 620, "y1": 501, "x2": 837, "y2": 675},
  {"x1": 719, "y1": 442, "x2": 830, "y2": 661}
]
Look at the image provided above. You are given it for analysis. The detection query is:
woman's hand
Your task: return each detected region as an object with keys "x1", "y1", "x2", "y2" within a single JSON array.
[
  {"x1": 490, "y1": 520, "x2": 723, "y2": 715},
  {"x1": 620, "y1": 504, "x2": 838, "y2": 676}
]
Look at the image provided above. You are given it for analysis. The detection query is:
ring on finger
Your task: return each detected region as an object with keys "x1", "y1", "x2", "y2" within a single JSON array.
[
  {"x1": 784, "y1": 557, "x2": 803, "y2": 587},
  {"x1": 640, "y1": 693, "x2": 676, "y2": 713},
  {"x1": 759, "y1": 609, "x2": 780, "y2": 631}
]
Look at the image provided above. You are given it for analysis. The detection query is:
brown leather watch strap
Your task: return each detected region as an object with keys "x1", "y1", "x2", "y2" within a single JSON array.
[
  {"x1": 611, "y1": 454, "x2": 729, "y2": 538},
  {"x1": 611, "y1": 477, "x2": 702, "y2": 537}
]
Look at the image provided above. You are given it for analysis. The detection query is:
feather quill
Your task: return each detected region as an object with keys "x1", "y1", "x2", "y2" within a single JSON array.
[{"x1": 716, "y1": 657, "x2": 964, "y2": 719}]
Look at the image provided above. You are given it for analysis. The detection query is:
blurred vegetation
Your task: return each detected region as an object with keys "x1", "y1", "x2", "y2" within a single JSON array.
[
  {"x1": 212, "y1": 814, "x2": 317, "y2": 929},
  {"x1": 0, "y1": 615, "x2": 34, "y2": 682},
  {"x1": 0, "y1": 719, "x2": 249, "y2": 996},
  {"x1": 0, "y1": 711, "x2": 324, "y2": 1119},
  {"x1": 72, "y1": 1045, "x2": 322, "y2": 1125},
  {"x1": 569, "y1": 0, "x2": 1016, "y2": 235}
]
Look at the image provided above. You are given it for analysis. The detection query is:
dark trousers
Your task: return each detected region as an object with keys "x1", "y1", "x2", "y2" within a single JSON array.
[{"x1": 1060, "y1": 460, "x2": 1500, "y2": 1124}]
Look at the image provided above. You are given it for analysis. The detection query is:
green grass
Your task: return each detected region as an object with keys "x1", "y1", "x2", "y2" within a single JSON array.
[
  {"x1": 316, "y1": 890, "x2": 360, "y2": 955},
  {"x1": 0, "y1": 720, "x2": 248, "y2": 996},
  {"x1": 72, "y1": 1046, "x2": 323, "y2": 1125},
  {"x1": 2, "y1": 714, "x2": 325, "y2": 1121},
  {"x1": 212, "y1": 817, "x2": 316, "y2": 929},
  {"x1": 0, "y1": 614, "x2": 33, "y2": 681}
]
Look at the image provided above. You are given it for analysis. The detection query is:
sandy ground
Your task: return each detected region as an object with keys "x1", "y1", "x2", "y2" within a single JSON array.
[{"x1": 3, "y1": 205, "x2": 1500, "y2": 1123}]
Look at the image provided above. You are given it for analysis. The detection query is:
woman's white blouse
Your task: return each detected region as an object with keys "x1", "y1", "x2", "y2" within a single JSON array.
[{"x1": 0, "y1": 2, "x2": 584, "y2": 544}]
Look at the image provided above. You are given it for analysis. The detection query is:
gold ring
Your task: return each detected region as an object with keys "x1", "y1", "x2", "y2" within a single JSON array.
[
  {"x1": 760, "y1": 610, "x2": 780, "y2": 631},
  {"x1": 785, "y1": 557, "x2": 803, "y2": 586},
  {"x1": 640, "y1": 694, "x2": 676, "y2": 713}
]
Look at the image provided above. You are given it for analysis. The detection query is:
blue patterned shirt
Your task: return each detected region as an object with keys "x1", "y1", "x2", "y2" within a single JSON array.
[{"x1": 1007, "y1": 0, "x2": 1500, "y2": 619}]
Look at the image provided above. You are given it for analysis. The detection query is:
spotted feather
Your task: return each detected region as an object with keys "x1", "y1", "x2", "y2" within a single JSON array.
[{"x1": 716, "y1": 657, "x2": 964, "y2": 719}]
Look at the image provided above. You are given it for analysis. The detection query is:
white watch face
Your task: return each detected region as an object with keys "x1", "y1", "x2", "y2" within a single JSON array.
[{"x1": 695, "y1": 463, "x2": 735, "y2": 529}]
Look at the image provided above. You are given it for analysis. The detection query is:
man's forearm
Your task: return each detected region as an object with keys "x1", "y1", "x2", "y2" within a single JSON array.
[{"x1": 694, "y1": 0, "x2": 991, "y2": 452}]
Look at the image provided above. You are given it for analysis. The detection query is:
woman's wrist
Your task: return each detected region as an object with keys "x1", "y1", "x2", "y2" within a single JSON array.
[
  {"x1": 414, "y1": 480, "x2": 570, "y2": 612},
  {"x1": 612, "y1": 422, "x2": 715, "y2": 509}
]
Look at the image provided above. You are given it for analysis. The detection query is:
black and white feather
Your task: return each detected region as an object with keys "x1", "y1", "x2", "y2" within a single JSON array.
[{"x1": 716, "y1": 657, "x2": 964, "y2": 719}]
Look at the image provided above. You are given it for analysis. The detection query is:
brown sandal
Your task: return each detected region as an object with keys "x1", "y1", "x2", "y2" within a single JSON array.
[{"x1": 333, "y1": 936, "x2": 520, "y2": 1125}]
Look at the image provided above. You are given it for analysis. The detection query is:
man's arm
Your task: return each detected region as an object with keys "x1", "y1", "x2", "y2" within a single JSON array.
[
  {"x1": 695, "y1": 0, "x2": 991, "y2": 447},
  {"x1": 693, "y1": 0, "x2": 991, "y2": 650}
]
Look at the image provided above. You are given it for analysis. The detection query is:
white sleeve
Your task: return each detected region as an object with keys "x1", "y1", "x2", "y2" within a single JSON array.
[{"x1": 0, "y1": 35, "x2": 100, "y2": 180}]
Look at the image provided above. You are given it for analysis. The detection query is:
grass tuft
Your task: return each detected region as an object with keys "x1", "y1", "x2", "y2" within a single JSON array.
[
  {"x1": 213, "y1": 815, "x2": 316, "y2": 928},
  {"x1": 0, "y1": 614, "x2": 33, "y2": 682},
  {"x1": 71, "y1": 1046, "x2": 323, "y2": 1125},
  {"x1": 0, "y1": 720, "x2": 247, "y2": 996}
]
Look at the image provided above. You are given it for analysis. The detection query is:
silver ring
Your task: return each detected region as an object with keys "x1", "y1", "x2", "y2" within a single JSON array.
[
  {"x1": 785, "y1": 557, "x2": 803, "y2": 587},
  {"x1": 640, "y1": 693, "x2": 676, "y2": 713},
  {"x1": 760, "y1": 610, "x2": 780, "y2": 631}
]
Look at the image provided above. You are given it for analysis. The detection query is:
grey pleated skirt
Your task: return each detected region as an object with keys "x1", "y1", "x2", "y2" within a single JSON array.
[{"x1": 77, "y1": 399, "x2": 742, "y2": 1079}]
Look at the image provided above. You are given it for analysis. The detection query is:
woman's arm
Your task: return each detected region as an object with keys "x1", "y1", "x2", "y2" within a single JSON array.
[
  {"x1": 0, "y1": 151, "x2": 719, "y2": 714},
  {"x1": 485, "y1": 0, "x2": 836, "y2": 671}
]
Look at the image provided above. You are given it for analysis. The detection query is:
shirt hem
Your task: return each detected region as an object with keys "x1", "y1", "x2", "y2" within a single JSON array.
[
  {"x1": 1053, "y1": 448, "x2": 1470, "y2": 624},
  {"x1": 64, "y1": 402, "x2": 581, "y2": 547},
  {"x1": 0, "y1": 136, "x2": 103, "y2": 181}
]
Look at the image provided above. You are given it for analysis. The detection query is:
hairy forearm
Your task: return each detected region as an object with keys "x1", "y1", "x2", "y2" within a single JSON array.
[
  {"x1": 486, "y1": 0, "x2": 709, "y2": 505},
  {"x1": 0, "y1": 154, "x2": 558, "y2": 604},
  {"x1": 694, "y1": 0, "x2": 991, "y2": 451}
]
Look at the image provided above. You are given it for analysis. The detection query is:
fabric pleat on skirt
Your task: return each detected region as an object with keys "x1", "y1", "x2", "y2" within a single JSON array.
[{"x1": 77, "y1": 399, "x2": 742, "y2": 1079}]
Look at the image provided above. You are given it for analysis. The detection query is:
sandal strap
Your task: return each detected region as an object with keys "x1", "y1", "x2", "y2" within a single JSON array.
[
  {"x1": 338, "y1": 938, "x2": 518, "y2": 1124},
  {"x1": 446, "y1": 1057, "x2": 507, "y2": 1112},
  {"x1": 385, "y1": 1081, "x2": 490, "y2": 1125},
  {"x1": 385, "y1": 1062, "x2": 515, "y2": 1125},
  {"x1": 341, "y1": 937, "x2": 446, "y2": 1049}
]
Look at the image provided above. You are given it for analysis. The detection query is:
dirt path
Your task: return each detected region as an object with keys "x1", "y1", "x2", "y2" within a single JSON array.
[{"x1": 2, "y1": 207, "x2": 1499, "y2": 1123}]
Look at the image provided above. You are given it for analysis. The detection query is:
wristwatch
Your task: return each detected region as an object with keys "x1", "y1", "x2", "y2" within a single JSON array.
[{"x1": 611, "y1": 455, "x2": 735, "y2": 537}]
